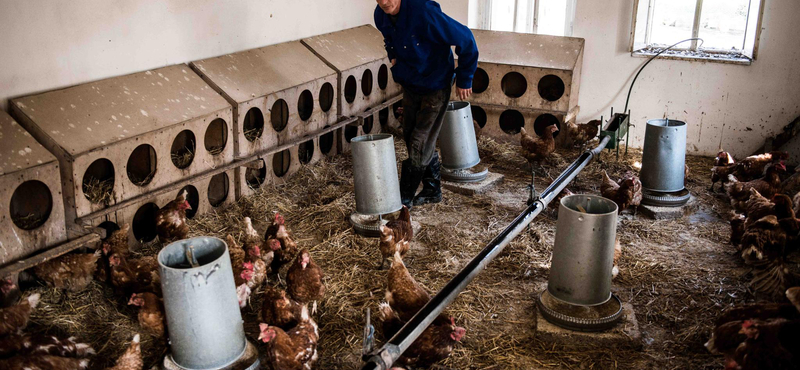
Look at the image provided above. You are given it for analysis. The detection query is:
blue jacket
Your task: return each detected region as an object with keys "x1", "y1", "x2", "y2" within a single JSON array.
[{"x1": 374, "y1": 0, "x2": 478, "y2": 94}]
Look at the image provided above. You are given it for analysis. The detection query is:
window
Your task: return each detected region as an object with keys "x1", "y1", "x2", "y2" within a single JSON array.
[
  {"x1": 631, "y1": 0, "x2": 764, "y2": 64},
  {"x1": 472, "y1": 0, "x2": 577, "y2": 36}
]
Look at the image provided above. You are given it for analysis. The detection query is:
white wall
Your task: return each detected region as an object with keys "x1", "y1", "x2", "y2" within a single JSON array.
[{"x1": 572, "y1": 0, "x2": 800, "y2": 157}]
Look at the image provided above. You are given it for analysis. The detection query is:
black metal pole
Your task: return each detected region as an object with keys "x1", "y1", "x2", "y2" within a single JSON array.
[{"x1": 361, "y1": 135, "x2": 612, "y2": 370}]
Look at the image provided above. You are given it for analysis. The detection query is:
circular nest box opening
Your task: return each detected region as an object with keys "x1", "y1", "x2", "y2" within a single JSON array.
[
  {"x1": 179, "y1": 185, "x2": 200, "y2": 219},
  {"x1": 171, "y1": 130, "x2": 196, "y2": 169},
  {"x1": 501, "y1": 72, "x2": 527, "y2": 98},
  {"x1": 344, "y1": 75, "x2": 357, "y2": 103},
  {"x1": 127, "y1": 144, "x2": 157, "y2": 186},
  {"x1": 378, "y1": 64, "x2": 388, "y2": 90},
  {"x1": 246, "y1": 159, "x2": 267, "y2": 189},
  {"x1": 361, "y1": 69, "x2": 374, "y2": 97},
  {"x1": 393, "y1": 100, "x2": 403, "y2": 119},
  {"x1": 320, "y1": 126, "x2": 334, "y2": 155},
  {"x1": 299, "y1": 139, "x2": 314, "y2": 164},
  {"x1": 471, "y1": 105, "x2": 487, "y2": 128},
  {"x1": 208, "y1": 173, "x2": 229, "y2": 207},
  {"x1": 363, "y1": 109, "x2": 374, "y2": 134},
  {"x1": 271, "y1": 99, "x2": 289, "y2": 132},
  {"x1": 10, "y1": 180, "x2": 53, "y2": 230},
  {"x1": 538, "y1": 74, "x2": 566, "y2": 101},
  {"x1": 499, "y1": 109, "x2": 525, "y2": 135},
  {"x1": 272, "y1": 149, "x2": 291, "y2": 178},
  {"x1": 204, "y1": 118, "x2": 228, "y2": 155},
  {"x1": 98, "y1": 221, "x2": 120, "y2": 236},
  {"x1": 132, "y1": 203, "x2": 159, "y2": 242},
  {"x1": 319, "y1": 82, "x2": 334, "y2": 113},
  {"x1": 379, "y1": 107, "x2": 389, "y2": 126},
  {"x1": 534, "y1": 114, "x2": 561, "y2": 138},
  {"x1": 243, "y1": 107, "x2": 265, "y2": 141},
  {"x1": 298, "y1": 90, "x2": 314, "y2": 121},
  {"x1": 83, "y1": 158, "x2": 115, "y2": 204},
  {"x1": 473, "y1": 68, "x2": 490, "y2": 94},
  {"x1": 345, "y1": 124, "x2": 359, "y2": 143}
]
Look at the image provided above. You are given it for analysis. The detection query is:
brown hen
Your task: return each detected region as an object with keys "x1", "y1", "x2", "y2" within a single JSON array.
[
  {"x1": 0, "y1": 354, "x2": 89, "y2": 370},
  {"x1": 0, "y1": 332, "x2": 94, "y2": 358},
  {"x1": 128, "y1": 293, "x2": 166, "y2": 338},
  {"x1": 520, "y1": 125, "x2": 559, "y2": 203},
  {"x1": 601, "y1": 170, "x2": 642, "y2": 214},
  {"x1": 286, "y1": 249, "x2": 325, "y2": 314},
  {"x1": 261, "y1": 285, "x2": 304, "y2": 330},
  {"x1": 155, "y1": 190, "x2": 191, "y2": 244},
  {"x1": 734, "y1": 151, "x2": 789, "y2": 182},
  {"x1": 567, "y1": 119, "x2": 601, "y2": 148},
  {"x1": 379, "y1": 302, "x2": 465, "y2": 368},
  {"x1": 378, "y1": 205, "x2": 413, "y2": 269},
  {"x1": 258, "y1": 306, "x2": 318, "y2": 370},
  {"x1": 106, "y1": 334, "x2": 142, "y2": 370},
  {"x1": 710, "y1": 151, "x2": 736, "y2": 192},
  {"x1": 0, "y1": 293, "x2": 39, "y2": 337},
  {"x1": 33, "y1": 250, "x2": 100, "y2": 292}
]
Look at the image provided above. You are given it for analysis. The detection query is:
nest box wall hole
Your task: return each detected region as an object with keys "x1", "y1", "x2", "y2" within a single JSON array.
[
  {"x1": 534, "y1": 114, "x2": 561, "y2": 137},
  {"x1": 98, "y1": 221, "x2": 120, "y2": 236},
  {"x1": 393, "y1": 100, "x2": 403, "y2": 119},
  {"x1": 10, "y1": 180, "x2": 52, "y2": 230},
  {"x1": 244, "y1": 107, "x2": 265, "y2": 141},
  {"x1": 361, "y1": 69, "x2": 373, "y2": 97},
  {"x1": 171, "y1": 130, "x2": 196, "y2": 169},
  {"x1": 344, "y1": 75, "x2": 357, "y2": 103},
  {"x1": 208, "y1": 173, "x2": 229, "y2": 207},
  {"x1": 320, "y1": 126, "x2": 334, "y2": 155},
  {"x1": 245, "y1": 159, "x2": 267, "y2": 189},
  {"x1": 298, "y1": 90, "x2": 314, "y2": 121},
  {"x1": 82, "y1": 158, "x2": 115, "y2": 204},
  {"x1": 538, "y1": 74, "x2": 566, "y2": 102},
  {"x1": 179, "y1": 185, "x2": 200, "y2": 218},
  {"x1": 132, "y1": 202, "x2": 159, "y2": 242},
  {"x1": 299, "y1": 139, "x2": 314, "y2": 164},
  {"x1": 271, "y1": 99, "x2": 290, "y2": 132},
  {"x1": 319, "y1": 83, "x2": 334, "y2": 113},
  {"x1": 473, "y1": 68, "x2": 490, "y2": 94},
  {"x1": 272, "y1": 149, "x2": 291, "y2": 178},
  {"x1": 127, "y1": 144, "x2": 157, "y2": 186},
  {"x1": 499, "y1": 109, "x2": 525, "y2": 135},
  {"x1": 472, "y1": 105, "x2": 487, "y2": 128},
  {"x1": 501, "y1": 72, "x2": 527, "y2": 98},
  {"x1": 344, "y1": 124, "x2": 358, "y2": 143},
  {"x1": 378, "y1": 64, "x2": 388, "y2": 90},
  {"x1": 363, "y1": 109, "x2": 374, "y2": 134},
  {"x1": 204, "y1": 118, "x2": 228, "y2": 155},
  {"x1": 379, "y1": 107, "x2": 389, "y2": 126}
]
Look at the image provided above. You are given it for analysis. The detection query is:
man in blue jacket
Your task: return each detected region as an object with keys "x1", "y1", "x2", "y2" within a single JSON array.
[{"x1": 375, "y1": 0, "x2": 478, "y2": 209}]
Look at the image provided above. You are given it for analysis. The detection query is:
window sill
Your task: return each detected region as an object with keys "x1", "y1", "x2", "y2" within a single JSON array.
[{"x1": 631, "y1": 48, "x2": 752, "y2": 66}]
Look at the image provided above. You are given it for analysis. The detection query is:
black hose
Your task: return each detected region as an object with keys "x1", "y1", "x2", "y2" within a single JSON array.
[{"x1": 623, "y1": 38, "x2": 704, "y2": 113}]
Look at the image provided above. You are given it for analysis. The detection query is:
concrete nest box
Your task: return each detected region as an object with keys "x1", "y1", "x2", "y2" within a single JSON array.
[
  {"x1": 0, "y1": 111, "x2": 67, "y2": 268},
  {"x1": 458, "y1": 30, "x2": 584, "y2": 144},
  {"x1": 10, "y1": 64, "x2": 234, "y2": 226},
  {"x1": 302, "y1": 25, "x2": 402, "y2": 118}
]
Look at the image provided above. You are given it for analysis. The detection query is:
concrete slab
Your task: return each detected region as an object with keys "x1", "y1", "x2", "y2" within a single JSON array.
[
  {"x1": 638, "y1": 195, "x2": 698, "y2": 220},
  {"x1": 535, "y1": 302, "x2": 642, "y2": 350},
  {"x1": 442, "y1": 171, "x2": 504, "y2": 196}
]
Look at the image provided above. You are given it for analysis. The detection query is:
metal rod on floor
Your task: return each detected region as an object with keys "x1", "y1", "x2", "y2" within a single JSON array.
[{"x1": 361, "y1": 134, "x2": 613, "y2": 370}]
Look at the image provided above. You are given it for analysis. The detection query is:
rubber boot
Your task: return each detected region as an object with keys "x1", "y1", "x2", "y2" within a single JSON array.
[
  {"x1": 399, "y1": 159, "x2": 425, "y2": 209},
  {"x1": 413, "y1": 152, "x2": 442, "y2": 206}
]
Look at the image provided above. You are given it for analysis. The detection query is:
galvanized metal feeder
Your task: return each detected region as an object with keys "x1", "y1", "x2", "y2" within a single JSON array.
[
  {"x1": 159, "y1": 236, "x2": 259, "y2": 370},
  {"x1": 538, "y1": 194, "x2": 624, "y2": 331},
  {"x1": 348, "y1": 134, "x2": 403, "y2": 237},
  {"x1": 639, "y1": 118, "x2": 690, "y2": 206},
  {"x1": 439, "y1": 102, "x2": 488, "y2": 182}
]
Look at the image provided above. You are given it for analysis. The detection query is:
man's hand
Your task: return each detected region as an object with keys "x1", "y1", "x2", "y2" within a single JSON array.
[
  {"x1": 391, "y1": 58, "x2": 397, "y2": 66},
  {"x1": 455, "y1": 87, "x2": 472, "y2": 101}
]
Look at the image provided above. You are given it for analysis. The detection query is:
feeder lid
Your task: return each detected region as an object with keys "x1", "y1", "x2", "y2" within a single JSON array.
[
  {"x1": 301, "y1": 25, "x2": 388, "y2": 72},
  {"x1": 466, "y1": 29, "x2": 585, "y2": 71},
  {"x1": 11, "y1": 64, "x2": 230, "y2": 157},
  {"x1": 0, "y1": 111, "x2": 57, "y2": 175},
  {"x1": 191, "y1": 41, "x2": 336, "y2": 104}
]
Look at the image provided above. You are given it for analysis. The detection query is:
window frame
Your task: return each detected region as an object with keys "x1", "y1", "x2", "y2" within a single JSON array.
[
  {"x1": 629, "y1": 0, "x2": 765, "y2": 65},
  {"x1": 476, "y1": 0, "x2": 577, "y2": 36}
]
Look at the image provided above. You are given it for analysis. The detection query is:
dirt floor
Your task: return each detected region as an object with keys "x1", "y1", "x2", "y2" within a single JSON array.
[{"x1": 21, "y1": 131, "x2": 786, "y2": 370}]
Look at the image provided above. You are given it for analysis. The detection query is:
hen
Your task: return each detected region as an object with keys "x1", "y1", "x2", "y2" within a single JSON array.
[
  {"x1": 379, "y1": 302, "x2": 465, "y2": 368},
  {"x1": 1, "y1": 278, "x2": 21, "y2": 307},
  {"x1": 286, "y1": 249, "x2": 325, "y2": 314},
  {"x1": 258, "y1": 306, "x2": 319, "y2": 370},
  {"x1": 0, "y1": 354, "x2": 90, "y2": 370},
  {"x1": 729, "y1": 211, "x2": 746, "y2": 246},
  {"x1": 261, "y1": 285, "x2": 304, "y2": 330},
  {"x1": 265, "y1": 213, "x2": 299, "y2": 274},
  {"x1": 241, "y1": 218, "x2": 267, "y2": 290},
  {"x1": 108, "y1": 253, "x2": 160, "y2": 295},
  {"x1": 32, "y1": 250, "x2": 100, "y2": 292},
  {"x1": 378, "y1": 205, "x2": 413, "y2": 269},
  {"x1": 601, "y1": 170, "x2": 642, "y2": 214},
  {"x1": 0, "y1": 332, "x2": 94, "y2": 358},
  {"x1": 567, "y1": 119, "x2": 601, "y2": 148},
  {"x1": 128, "y1": 292, "x2": 166, "y2": 337},
  {"x1": 105, "y1": 334, "x2": 142, "y2": 370},
  {"x1": 734, "y1": 151, "x2": 789, "y2": 182},
  {"x1": 787, "y1": 286, "x2": 800, "y2": 311},
  {"x1": 710, "y1": 151, "x2": 736, "y2": 192},
  {"x1": 520, "y1": 125, "x2": 559, "y2": 204},
  {"x1": 734, "y1": 319, "x2": 800, "y2": 370},
  {"x1": 227, "y1": 235, "x2": 254, "y2": 308},
  {"x1": 155, "y1": 190, "x2": 192, "y2": 244},
  {"x1": 384, "y1": 251, "x2": 449, "y2": 325},
  {"x1": 725, "y1": 163, "x2": 786, "y2": 202},
  {"x1": 102, "y1": 224, "x2": 132, "y2": 258},
  {"x1": 740, "y1": 215, "x2": 788, "y2": 263},
  {"x1": 0, "y1": 293, "x2": 40, "y2": 337}
]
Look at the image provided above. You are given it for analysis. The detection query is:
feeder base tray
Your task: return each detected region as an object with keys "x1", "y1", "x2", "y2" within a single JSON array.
[
  {"x1": 349, "y1": 213, "x2": 422, "y2": 238},
  {"x1": 638, "y1": 195, "x2": 698, "y2": 220},
  {"x1": 641, "y1": 188, "x2": 691, "y2": 207},
  {"x1": 442, "y1": 171, "x2": 503, "y2": 196},
  {"x1": 442, "y1": 167, "x2": 489, "y2": 183},
  {"x1": 161, "y1": 340, "x2": 260, "y2": 370}
]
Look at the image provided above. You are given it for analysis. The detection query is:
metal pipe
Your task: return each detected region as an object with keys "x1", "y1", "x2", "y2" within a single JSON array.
[{"x1": 362, "y1": 135, "x2": 612, "y2": 370}]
